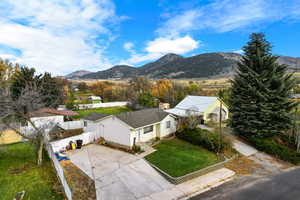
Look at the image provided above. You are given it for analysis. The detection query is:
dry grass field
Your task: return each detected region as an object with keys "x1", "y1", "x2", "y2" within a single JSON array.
[{"x1": 70, "y1": 79, "x2": 127, "y2": 86}]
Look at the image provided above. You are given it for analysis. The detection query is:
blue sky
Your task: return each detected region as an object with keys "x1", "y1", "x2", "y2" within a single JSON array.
[{"x1": 0, "y1": 0, "x2": 299, "y2": 75}]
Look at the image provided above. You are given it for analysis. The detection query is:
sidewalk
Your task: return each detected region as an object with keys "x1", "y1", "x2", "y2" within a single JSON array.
[
  {"x1": 232, "y1": 140, "x2": 258, "y2": 156},
  {"x1": 139, "y1": 168, "x2": 236, "y2": 200}
]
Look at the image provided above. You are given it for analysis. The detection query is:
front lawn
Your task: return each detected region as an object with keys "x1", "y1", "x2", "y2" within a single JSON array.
[
  {"x1": 74, "y1": 106, "x2": 131, "y2": 119},
  {"x1": 145, "y1": 138, "x2": 221, "y2": 177},
  {"x1": 0, "y1": 143, "x2": 64, "y2": 200}
]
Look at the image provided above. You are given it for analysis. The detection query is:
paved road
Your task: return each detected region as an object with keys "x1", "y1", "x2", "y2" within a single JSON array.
[{"x1": 190, "y1": 168, "x2": 300, "y2": 200}]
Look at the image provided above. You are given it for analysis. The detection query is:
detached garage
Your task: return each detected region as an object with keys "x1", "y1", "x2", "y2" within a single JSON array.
[{"x1": 82, "y1": 109, "x2": 177, "y2": 148}]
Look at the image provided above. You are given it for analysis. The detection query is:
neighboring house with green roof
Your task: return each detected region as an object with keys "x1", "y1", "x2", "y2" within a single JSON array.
[{"x1": 82, "y1": 108, "x2": 177, "y2": 148}]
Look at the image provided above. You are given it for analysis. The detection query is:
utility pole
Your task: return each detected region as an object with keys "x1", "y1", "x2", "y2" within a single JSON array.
[{"x1": 218, "y1": 100, "x2": 223, "y2": 153}]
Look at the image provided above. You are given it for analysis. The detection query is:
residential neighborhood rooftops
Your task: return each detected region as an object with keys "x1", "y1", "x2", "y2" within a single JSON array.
[
  {"x1": 115, "y1": 108, "x2": 170, "y2": 129},
  {"x1": 83, "y1": 108, "x2": 171, "y2": 129},
  {"x1": 30, "y1": 108, "x2": 79, "y2": 118},
  {"x1": 166, "y1": 96, "x2": 224, "y2": 117},
  {"x1": 39, "y1": 108, "x2": 79, "y2": 116},
  {"x1": 30, "y1": 111, "x2": 60, "y2": 118},
  {"x1": 176, "y1": 96, "x2": 218, "y2": 111},
  {"x1": 83, "y1": 113, "x2": 110, "y2": 121},
  {"x1": 88, "y1": 96, "x2": 102, "y2": 100}
]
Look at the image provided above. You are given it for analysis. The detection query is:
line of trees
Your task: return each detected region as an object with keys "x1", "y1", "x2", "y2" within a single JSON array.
[{"x1": 73, "y1": 77, "x2": 214, "y2": 109}]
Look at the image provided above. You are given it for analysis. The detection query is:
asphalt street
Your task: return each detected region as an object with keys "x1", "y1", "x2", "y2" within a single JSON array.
[{"x1": 190, "y1": 168, "x2": 300, "y2": 200}]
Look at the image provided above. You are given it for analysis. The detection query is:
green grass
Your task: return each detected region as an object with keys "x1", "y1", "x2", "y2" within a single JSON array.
[
  {"x1": 0, "y1": 143, "x2": 64, "y2": 200},
  {"x1": 73, "y1": 92, "x2": 93, "y2": 97},
  {"x1": 145, "y1": 138, "x2": 220, "y2": 177},
  {"x1": 74, "y1": 106, "x2": 131, "y2": 119}
]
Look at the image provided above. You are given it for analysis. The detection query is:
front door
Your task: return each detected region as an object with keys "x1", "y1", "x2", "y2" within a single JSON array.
[
  {"x1": 137, "y1": 129, "x2": 141, "y2": 142},
  {"x1": 156, "y1": 124, "x2": 160, "y2": 138}
]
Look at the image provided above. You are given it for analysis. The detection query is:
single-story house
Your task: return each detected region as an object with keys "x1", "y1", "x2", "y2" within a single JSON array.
[
  {"x1": 23, "y1": 108, "x2": 78, "y2": 130},
  {"x1": 159, "y1": 102, "x2": 170, "y2": 110},
  {"x1": 82, "y1": 108, "x2": 177, "y2": 148},
  {"x1": 26, "y1": 111, "x2": 64, "y2": 129},
  {"x1": 166, "y1": 96, "x2": 229, "y2": 123},
  {"x1": 88, "y1": 96, "x2": 102, "y2": 104}
]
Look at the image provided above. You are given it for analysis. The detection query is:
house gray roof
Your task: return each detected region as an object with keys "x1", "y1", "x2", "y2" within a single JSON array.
[
  {"x1": 116, "y1": 108, "x2": 170, "y2": 129},
  {"x1": 83, "y1": 113, "x2": 110, "y2": 121},
  {"x1": 166, "y1": 95, "x2": 223, "y2": 117}
]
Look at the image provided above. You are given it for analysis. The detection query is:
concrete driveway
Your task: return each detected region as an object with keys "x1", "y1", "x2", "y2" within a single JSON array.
[
  {"x1": 67, "y1": 144, "x2": 235, "y2": 200},
  {"x1": 67, "y1": 144, "x2": 174, "y2": 200}
]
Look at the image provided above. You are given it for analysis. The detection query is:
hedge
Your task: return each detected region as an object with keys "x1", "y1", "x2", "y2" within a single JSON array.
[
  {"x1": 176, "y1": 128, "x2": 231, "y2": 153},
  {"x1": 248, "y1": 137, "x2": 300, "y2": 165}
]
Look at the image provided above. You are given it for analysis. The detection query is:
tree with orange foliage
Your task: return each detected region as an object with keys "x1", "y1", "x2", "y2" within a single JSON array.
[
  {"x1": 90, "y1": 81, "x2": 111, "y2": 99},
  {"x1": 151, "y1": 79, "x2": 173, "y2": 101}
]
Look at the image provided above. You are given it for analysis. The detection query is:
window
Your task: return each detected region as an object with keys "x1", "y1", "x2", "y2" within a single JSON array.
[
  {"x1": 166, "y1": 121, "x2": 171, "y2": 128},
  {"x1": 84, "y1": 121, "x2": 88, "y2": 127},
  {"x1": 143, "y1": 125, "x2": 153, "y2": 134}
]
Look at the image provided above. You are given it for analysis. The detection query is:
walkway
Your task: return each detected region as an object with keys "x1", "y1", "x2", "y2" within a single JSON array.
[{"x1": 232, "y1": 140, "x2": 258, "y2": 156}]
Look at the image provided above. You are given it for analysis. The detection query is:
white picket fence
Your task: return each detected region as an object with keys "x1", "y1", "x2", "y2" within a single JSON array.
[
  {"x1": 58, "y1": 121, "x2": 84, "y2": 130},
  {"x1": 50, "y1": 131, "x2": 100, "y2": 152},
  {"x1": 46, "y1": 143, "x2": 72, "y2": 200},
  {"x1": 77, "y1": 101, "x2": 128, "y2": 110}
]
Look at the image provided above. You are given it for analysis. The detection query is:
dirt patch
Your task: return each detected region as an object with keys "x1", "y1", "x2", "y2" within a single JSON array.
[
  {"x1": 9, "y1": 164, "x2": 34, "y2": 174},
  {"x1": 225, "y1": 155, "x2": 263, "y2": 175},
  {"x1": 61, "y1": 160, "x2": 96, "y2": 200},
  {"x1": 248, "y1": 152, "x2": 294, "y2": 175}
]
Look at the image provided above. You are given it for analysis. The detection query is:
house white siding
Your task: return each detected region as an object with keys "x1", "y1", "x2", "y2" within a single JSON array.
[
  {"x1": 160, "y1": 115, "x2": 177, "y2": 137},
  {"x1": 98, "y1": 116, "x2": 132, "y2": 147},
  {"x1": 132, "y1": 124, "x2": 158, "y2": 144},
  {"x1": 83, "y1": 113, "x2": 177, "y2": 148},
  {"x1": 29, "y1": 115, "x2": 64, "y2": 128}
]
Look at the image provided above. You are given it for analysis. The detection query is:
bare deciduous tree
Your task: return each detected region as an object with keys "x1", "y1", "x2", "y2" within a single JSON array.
[
  {"x1": 184, "y1": 109, "x2": 201, "y2": 129},
  {"x1": 0, "y1": 83, "x2": 60, "y2": 166}
]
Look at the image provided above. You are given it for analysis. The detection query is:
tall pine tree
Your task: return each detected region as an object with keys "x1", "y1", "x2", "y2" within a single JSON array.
[{"x1": 230, "y1": 33, "x2": 297, "y2": 138}]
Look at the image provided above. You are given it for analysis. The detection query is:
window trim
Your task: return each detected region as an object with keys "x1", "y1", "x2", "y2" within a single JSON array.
[
  {"x1": 166, "y1": 121, "x2": 171, "y2": 129},
  {"x1": 143, "y1": 125, "x2": 153, "y2": 134}
]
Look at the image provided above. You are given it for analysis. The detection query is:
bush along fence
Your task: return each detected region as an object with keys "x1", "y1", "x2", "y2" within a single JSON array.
[
  {"x1": 45, "y1": 143, "x2": 72, "y2": 200},
  {"x1": 145, "y1": 155, "x2": 235, "y2": 185}
]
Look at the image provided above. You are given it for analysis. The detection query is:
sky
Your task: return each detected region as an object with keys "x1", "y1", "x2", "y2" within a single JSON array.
[{"x1": 0, "y1": 0, "x2": 300, "y2": 75}]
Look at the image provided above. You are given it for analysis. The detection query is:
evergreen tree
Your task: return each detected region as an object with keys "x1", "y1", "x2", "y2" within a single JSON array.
[
  {"x1": 230, "y1": 33, "x2": 297, "y2": 138},
  {"x1": 39, "y1": 72, "x2": 64, "y2": 107},
  {"x1": 10, "y1": 67, "x2": 40, "y2": 100},
  {"x1": 10, "y1": 67, "x2": 64, "y2": 108}
]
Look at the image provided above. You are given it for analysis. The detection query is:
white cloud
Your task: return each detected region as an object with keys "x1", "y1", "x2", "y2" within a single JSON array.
[
  {"x1": 233, "y1": 50, "x2": 244, "y2": 54},
  {"x1": 145, "y1": 35, "x2": 199, "y2": 54},
  {"x1": 157, "y1": 0, "x2": 300, "y2": 37},
  {"x1": 121, "y1": 35, "x2": 199, "y2": 65},
  {"x1": 0, "y1": 54, "x2": 18, "y2": 61},
  {"x1": 123, "y1": 42, "x2": 135, "y2": 54},
  {"x1": 0, "y1": 0, "x2": 120, "y2": 75},
  {"x1": 122, "y1": 52, "x2": 163, "y2": 65}
]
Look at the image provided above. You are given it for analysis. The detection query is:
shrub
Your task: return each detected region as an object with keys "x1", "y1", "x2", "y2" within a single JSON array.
[
  {"x1": 176, "y1": 128, "x2": 232, "y2": 153},
  {"x1": 248, "y1": 137, "x2": 300, "y2": 165},
  {"x1": 132, "y1": 145, "x2": 142, "y2": 153}
]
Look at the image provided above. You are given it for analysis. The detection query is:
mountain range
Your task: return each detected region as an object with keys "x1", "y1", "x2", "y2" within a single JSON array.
[{"x1": 65, "y1": 53, "x2": 300, "y2": 80}]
